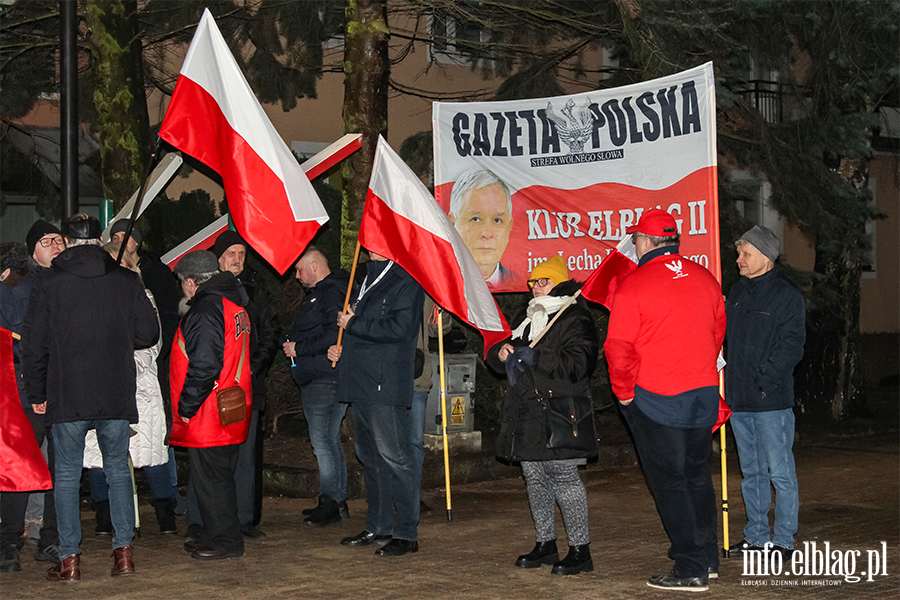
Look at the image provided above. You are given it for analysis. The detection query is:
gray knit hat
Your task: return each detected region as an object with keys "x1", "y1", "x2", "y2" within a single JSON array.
[
  {"x1": 736, "y1": 225, "x2": 781, "y2": 263},
  {"x1": 173, "y1": 250, "x2": 219, "y2": 277}
]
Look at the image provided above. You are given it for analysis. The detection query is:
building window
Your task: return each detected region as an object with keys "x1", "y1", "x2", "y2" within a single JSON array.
[
  {"x1": 427, "y1": 12, "x2": 493, "y2": 68},
  {"x1": 730, "y1": 171, "x2": 783, "y2": 241},
  {"x1": 736, "y1": 58, "x2": 782, "y2": 124},
  {"x1": 863, "y1": 177, "x2": 877, "y2": 278}
]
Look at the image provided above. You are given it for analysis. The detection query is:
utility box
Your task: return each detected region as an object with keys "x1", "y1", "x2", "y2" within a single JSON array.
[{"x1": 424, "y1": 353, "x2": 476, "y2": 435}]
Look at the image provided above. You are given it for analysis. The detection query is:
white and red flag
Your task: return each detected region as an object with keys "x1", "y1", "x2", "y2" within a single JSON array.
[
  {"x1": 360, "y1": 136, "x2": 512, "y2": 354},
  {"x1": 158, "y1": 8, "x2": 328, "y2": 274},
  {"x1": 579, "y1": 236, "x2": 639, "y2": 310}
]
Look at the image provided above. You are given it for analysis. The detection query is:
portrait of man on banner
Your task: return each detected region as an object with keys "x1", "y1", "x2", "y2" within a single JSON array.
[{"x1": 448, "y1": 168, "x2": 519, "y2": 287}]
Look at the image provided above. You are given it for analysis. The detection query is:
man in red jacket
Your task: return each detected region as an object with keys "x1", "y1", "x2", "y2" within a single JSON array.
[
  {"x1": 170, "y1": 251, "x2": 252, "y2": 561},
  {"x1": 605, "y1": 209, "x2": 725, "y2": 592}
]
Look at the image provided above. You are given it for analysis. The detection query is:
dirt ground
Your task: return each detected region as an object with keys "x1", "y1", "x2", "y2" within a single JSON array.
[{"x1": 2, "y1": 426, "x2": 897, "y2": 600}]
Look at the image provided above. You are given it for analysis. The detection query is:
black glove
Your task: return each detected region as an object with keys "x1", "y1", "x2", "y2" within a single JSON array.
[{"x1": 504, "y1": 346, "x2": 535, "y2": 386}]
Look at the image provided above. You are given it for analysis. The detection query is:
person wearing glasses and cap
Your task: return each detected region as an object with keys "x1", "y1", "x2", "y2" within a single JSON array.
[
  {"x1": 0, "y1": 221, "x2": 65, "y2": 573},
  {"x1": 487, "y1": 255, "x2": 599, "y2": 577},
  {"x1": 605, "y1": 208, "x2": 725, "y2": 592}
]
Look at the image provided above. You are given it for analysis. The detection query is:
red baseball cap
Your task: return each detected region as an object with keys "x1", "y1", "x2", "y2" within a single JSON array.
[{"x1": 626, "y1": 209, "x2": 678, "y2": 236}]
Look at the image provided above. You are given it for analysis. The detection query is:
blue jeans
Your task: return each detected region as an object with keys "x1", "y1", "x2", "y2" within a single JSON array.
[
  {"x1": 730, "y1": 409, "x2": 799, "y2": 549},
  {"x1": 302, "y1": 380, "x2": 348, "y2": 502},
  {"x1": 409, "y1": 390, "x2": 429, "y2": 502},
  {"x1": 53, "y1": 420, "x2": 134, "y2": 558},
  {"x1": 88, "y1": 462, "x2": 175, "y2": 502},
  {"x1": 352, "y1": 402, "x2": 420, "y2": 541}
]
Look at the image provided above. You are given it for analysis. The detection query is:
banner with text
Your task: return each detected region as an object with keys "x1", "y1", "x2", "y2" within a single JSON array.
[{"x1": 433, "y1": 62, "x2": 720, "y2": 292}]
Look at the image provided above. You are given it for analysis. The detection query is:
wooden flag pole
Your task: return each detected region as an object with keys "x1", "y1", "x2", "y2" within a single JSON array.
[
  {"x1": 437, "y1": 310, "x2": 452, "y2": 521},
  {"x1": 527, "y1": 290, "x2": 582, "y2": 349},
  {"x1": 332, "y1": 240, "x2": 362, "y2": 367}
]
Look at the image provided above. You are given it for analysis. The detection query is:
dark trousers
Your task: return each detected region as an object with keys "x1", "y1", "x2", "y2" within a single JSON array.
[
  {"x1": 187, "y1": 410, "x2": 262, "y2": 528},
  {"x1": 0, "y1": 409, "x2": 58, "y2": 551},
  {"x1": 621, "y1": 402, "x2": 719, "y2": 577},
  {"x1": 187, "y1": 444, "x2": 243, "y2": 556}
]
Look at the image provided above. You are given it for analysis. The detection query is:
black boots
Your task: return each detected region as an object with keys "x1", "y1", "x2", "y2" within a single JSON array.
[
  {"x1": 304, "y1": 495, "x2": 343, "y2": 528},
  {"x1": 150, "y1": 497, "x2": 178, "y2": 534},
  {"x1": 551, "y1": 544, "x2": 593, "y2": 576},
  {"x1": 515, "y1": 540, "x2": 559, "y2": 568},
  {"x1": 94, "y1": 500, "x2": 113, "y2": 536}
]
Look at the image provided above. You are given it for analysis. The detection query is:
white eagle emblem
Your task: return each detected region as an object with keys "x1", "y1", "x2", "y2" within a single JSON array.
[
  {"x1": 545, "y1": 98, "x2": 595, "y2": 154},
  {"x1": 665, "y1": 260, "x2": 688, "y2": 279}
]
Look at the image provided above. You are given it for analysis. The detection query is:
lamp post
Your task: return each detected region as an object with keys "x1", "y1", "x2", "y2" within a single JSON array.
[{"x1": 60, "y1": 0, "x2": 79, "y2": 218}]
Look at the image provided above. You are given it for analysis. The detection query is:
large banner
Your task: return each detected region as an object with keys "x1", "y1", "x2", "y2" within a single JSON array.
[{"x1": 433, "y1": 62, "x2": 719, "y2": 292}]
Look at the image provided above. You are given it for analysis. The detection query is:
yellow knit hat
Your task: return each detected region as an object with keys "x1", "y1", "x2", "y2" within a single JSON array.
[{"x1": 530, "y1": 255, "x2": 569, "y2": 286}]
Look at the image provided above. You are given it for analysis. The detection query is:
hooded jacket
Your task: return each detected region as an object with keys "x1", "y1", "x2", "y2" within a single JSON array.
[
  {"x1": 169, "y1": 272, "x2": 252, "y2": 448},
  {"x1": 487, "y1": 280, "x2": 599, "y2": 462},
  {"x1": 21, "y1": 245, "x2": 160, "y2": 425},
  {"x1": 288, "y1": 269, "x2": 350, "y2": 388}
]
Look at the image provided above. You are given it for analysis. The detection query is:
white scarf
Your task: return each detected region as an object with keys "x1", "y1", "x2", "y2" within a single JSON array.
[{"x1": 511, "y1": 295, "x2": 571, "y2": 342}]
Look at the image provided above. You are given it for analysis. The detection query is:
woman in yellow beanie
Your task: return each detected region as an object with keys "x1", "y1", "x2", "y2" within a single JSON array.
[{"x1": 486, "y1": 255, "x2": 599, "y2": 576}]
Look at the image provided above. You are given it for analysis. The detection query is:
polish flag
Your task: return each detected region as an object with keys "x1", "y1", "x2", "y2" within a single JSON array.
[
  {"x1": 360, "y1": 136, "x2": 511, "y2": 354},
  {"x1": 0, "y1": 328, "x2": 52, "y2": 492},
  {"x1": 580, "y1": 236, "x2": 639, "y2": 310},
  {"x1": 158, "y1": 8, "x2": 327, "y2": 274}
]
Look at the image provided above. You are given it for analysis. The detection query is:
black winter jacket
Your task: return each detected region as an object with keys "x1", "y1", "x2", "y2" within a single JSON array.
[
  {"x1": 176, "y1": 272, "x2": 249, "y2": 419},
  {"x1": 289, "y1": 269, "x2": 350, "y2": 388},
  {"x1": 724, "y1": 268, "x2": 805, "y2": 412},
  {"x1": 21, "y1": 245, "x2": 160, "y2": 425},
  {"x1": 0, "y1": 260, "x2": 39, "y2": 407},
  {"x1": 340, "y1": 261, "x2": 423, "y2": 407},
  {"x1": 238, "y1": 267, "x2": 281, "y2": 409},
  {"x1": 487, "y1": 280, "x2": 599, "y2": 462}
]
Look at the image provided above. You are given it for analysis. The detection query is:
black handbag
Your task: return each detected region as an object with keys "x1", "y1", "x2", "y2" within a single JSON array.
[{"x1": 544, "y1": 395, "x2": 596, "y2": 452}]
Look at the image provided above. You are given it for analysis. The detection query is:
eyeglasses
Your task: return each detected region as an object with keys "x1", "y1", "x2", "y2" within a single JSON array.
[
  {"x1": 631, "y1": 233, "x2": 647, "y2": 243},
  {"x1": 527, "y1": 277, "x2": 552, "y2": 288},
  {"x1": 39, "y1": 236, "x2": 65, "y2": 248}
]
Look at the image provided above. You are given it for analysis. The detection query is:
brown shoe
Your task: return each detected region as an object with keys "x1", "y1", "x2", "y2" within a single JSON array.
[
  {"x1": 46, "y1": 555, "x2": 81, "y2": 582},
  {"x1": 110, "y1": 546, "x2": 135, "y2": 576}
]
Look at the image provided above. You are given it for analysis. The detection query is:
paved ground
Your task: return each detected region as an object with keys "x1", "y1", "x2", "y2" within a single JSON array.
[{"x1": 2, "y1": 429, "x2": 897, "y2": 600}]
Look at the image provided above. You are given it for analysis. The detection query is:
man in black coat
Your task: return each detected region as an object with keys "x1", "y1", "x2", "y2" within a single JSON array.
[
  {"x1": 21, "y1": 243, "x2": 159, "y2": 581},
  {"x1": 0, "y1": 222, "x2": 65, "y2": 573},
  {"x1": 328, "y1": 251, "x2": 424, "y2": 557},
  {"x1": 283, "y1": 247, "x2": 351, "y2": 527},
  {"x1": 725, "y1": 225, "x2": 805, "y2": 559}
]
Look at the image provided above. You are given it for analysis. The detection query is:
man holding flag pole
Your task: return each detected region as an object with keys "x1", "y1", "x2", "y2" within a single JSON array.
[
  {"x1": 327, "y1": 251, "x2": 424, "y2": 557},
  {"x1": 599, "y1": 208, "x2": 725, "y2": 592},
  {"x1": 332, "y1": 135, "x2": 511, "y2": 528}
]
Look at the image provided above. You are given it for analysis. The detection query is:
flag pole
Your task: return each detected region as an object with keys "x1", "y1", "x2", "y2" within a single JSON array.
[
  {"x1": 437, "y1": 310, "x2": 452, "y2": 521},
  {"x1": 115, "y1": 141, "x2": 161, "y2": 266},
  {"x1": 333, "y1": 240, "x2": 362, "y2": 367},
  {"x1": 720, "y1": 371, "x2": 730, "y2": 558},
  {"x1": 528, "y1": 290, "x2": 582, "y2": 349}
]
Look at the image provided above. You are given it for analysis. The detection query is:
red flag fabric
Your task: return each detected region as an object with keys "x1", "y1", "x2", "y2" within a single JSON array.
[
  {"x1": 158, "y1": 8, "x2": 328, "y2": 274},
  {"x1": 360, "y1": 136, "x2": 512, "y2": 355},
  {"x1": 0, "y1": 328, "x2": 52, "y2": 492},
  {"x1": 579, "y1": 236, "x2": 639, "y2": 310},
  {"x1": 714, "y1": 395, "x2": 732, "y2": 432}
]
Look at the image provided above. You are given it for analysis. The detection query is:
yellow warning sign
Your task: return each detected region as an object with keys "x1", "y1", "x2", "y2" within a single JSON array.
[{"x1": 451, "y1": 396, "x2": 465, "y2": 424}]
